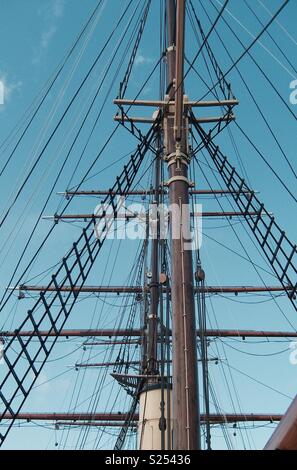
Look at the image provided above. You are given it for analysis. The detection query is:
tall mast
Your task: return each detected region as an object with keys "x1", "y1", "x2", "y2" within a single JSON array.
[
  {"x1": 165, "y1": 0, "x2": 200, "y2": 450},
  {"x1": 1, "y1": 0, "x2": 297, "y2": 452}
]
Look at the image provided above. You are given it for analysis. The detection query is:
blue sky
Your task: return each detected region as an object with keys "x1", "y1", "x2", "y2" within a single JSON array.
[{"x1": 0, "y1": 0, "x2": 296, "y2": 450}]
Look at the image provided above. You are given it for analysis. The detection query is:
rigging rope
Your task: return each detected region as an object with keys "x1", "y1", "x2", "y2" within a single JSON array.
[
  {"x1": 199, "y1": 0, "x2": 297, "y2": 183},
  {"x1": 0, "y1": 0, "x2": 135, "y2": 232},
  {"x1": 0, "y1": 0, "x2": 105, "y2": 177}
]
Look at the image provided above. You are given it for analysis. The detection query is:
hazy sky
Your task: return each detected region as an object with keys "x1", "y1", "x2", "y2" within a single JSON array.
[{"x1": 0, "y1": 0, "x2": 297, "y2": 450}]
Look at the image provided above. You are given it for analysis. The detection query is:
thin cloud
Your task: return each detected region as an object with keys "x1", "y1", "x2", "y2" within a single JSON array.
[
  {"x1": 0, "y1": 80, "x2": 4, "y2": 105},
  {"x1": 38, "y1": 0, "x2": 65, "y2": 20},
  {"x1": 33, "y1": 1, "x2": 65, "y2": 64},
  {"x1": 0, "y1": 73, "x2": 22, "y2": 109},
  {"x1": 135, "y1": 53, "x2": 154, "y2": 66},
  {"x1": 52, "y1": 0, "x2": 65, "y2": 18}
]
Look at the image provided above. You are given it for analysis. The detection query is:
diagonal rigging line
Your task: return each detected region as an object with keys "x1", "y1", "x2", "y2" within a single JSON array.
[
  {"x1": 202, "y1": 231, "x2": 278, "y2": 280},
  {"x1": 220, "y1": 359, "x2": 293, "y2": 401},
  {"x1": 0, "y1": 0, "x2": 142, "y2": 254},
  {"x1": 76, "y1": 242, "x2": 146, "y2": 449},
  {"x1": 257, "y1": 0, "x2": 297, "y2": 48},
  {"x1": 0, "y1": 125, "x2": 119, "y2": 317},
  {"x1": 191, "y1": 117, "x2": 297, "y2": 312},
  {"x1": 234, "y1": 121, "x2": 297, "y2": 204},
  {"x1": 196, "y1": 0, "x2": 297, "y2": 182},
  {"x1": 113, "y1": 268, "x2": 145, "y2": 450},
  {"x1": 187, "y1": 2, "x2": 234, "y2": 101},
  {"x1": 0, "y1": 0, "x2": 135, "y2": 232},
  {"x1": 0, "y1": 53, "x2": 161, "y2": 318},
  {"x1": 55, "y1": 0, "x2": 148, "y2": 201},
  {"x1": 65, "y1": 0, "x2": 152, "y2": 194},
  {"x1": 187, "y1": 3, "x2": 251, "y2": 185},
  {"x1": 242, "y1": 0, "x2": 297, "y2": 77},
  {"x1": 87, "y1": 253, "x2": 142, "y2": 446},
  {"x1": 0, "y1": 0, "x2": 105, "y2": 176},
  {"x1": 60, "y1": 241, "x2": 123, "y2": 448},
  {"x1": 211, "y1": 0, "x2": 290, "y2": 75},
  {"x1": 0, "y1": 118, "x2": 160, "y2": 447},
  {"x1": 179, "y1": 0, "x2": 230, "y2": 90},
  {"x1": 0, "y1": 9, "x2": 116, "y2": 267},
  {"x1": 118, "y1": 0, "x2": 152, "y2": 99},
  {"x1": 191, "y1": 138, "x2": 297, "y2": 332},
  {"x1": 215, "y1": 0, "x2": 296, "y2": 79},
  {"x1": 193, "y1": 0, "x2": 294, "y2": 119},
  {"x1": 70, "y1": 57, "x2": 161, "y2": 190},
  {"x1": 115, "y1": 1, "x2": 230, "y2": 153},
  {"x1": 0, "y1": 0, "x2": 156, "y2": 311}
]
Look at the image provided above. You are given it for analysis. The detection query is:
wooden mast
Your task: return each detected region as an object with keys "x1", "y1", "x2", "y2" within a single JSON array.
[{"x1": 165, "y1": 0, "x2": 200, "y2": 450}]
